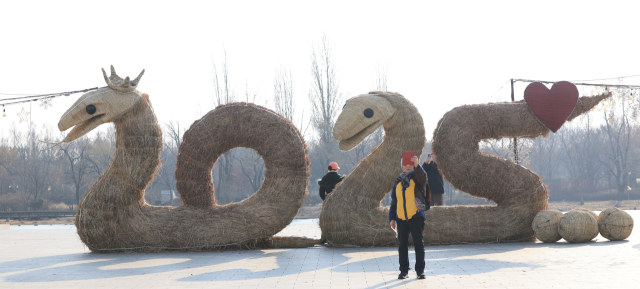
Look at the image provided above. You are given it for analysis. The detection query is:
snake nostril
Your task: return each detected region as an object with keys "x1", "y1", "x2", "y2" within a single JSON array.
[
  {"x1": 86, "y1": 105, "x2": 96, "y2": 115},
  {"x1": 364, "y1": 108, "x2": 374, "y2": 118}
]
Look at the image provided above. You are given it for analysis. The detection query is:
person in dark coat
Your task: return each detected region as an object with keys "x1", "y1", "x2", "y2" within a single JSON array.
[
  {"x1": 318, "y1": 162, "x2": 345, "y2": 201},
  {"x1": 422, "y1": 153, "x2": 445, "y2": 206}
]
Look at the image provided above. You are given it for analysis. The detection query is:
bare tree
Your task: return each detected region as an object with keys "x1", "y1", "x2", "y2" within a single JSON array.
[
  {"x1": 529, "y1": 132, "x2": 562, "y2": 180},
  {"x1": 211, "y1": 48, "x2": 235, "y2": 106},
  {"x1": 274, "y1": 66, "x2": 295, "y2": 121},
  {"x1": 598, "y1": 88, "x2": 638, "y2": 201},
  {"x1": 309, "y1": 35, "x2": 342, "y2": 146},
  {"x1": 153, "y1": 121, "x2": 182, "y2": 205},
  {"x1": 373, "y1": 63, "x2": 388, "y2": 92},
  {"x1": 558, "y1": 117, "x2": 602, "y2": 203},
  {"x1": 59, "y1": 136, "x2": 94, "y2": 211},
  {"x1": 481, "y1": 138, "x2": 531, "y2": 167},
  {"x1": 234, "y1": 149, "x2": 264, "y2": 193},
  {"x1": 211, "y1": 49, "x2": 237, "y2": 203}
]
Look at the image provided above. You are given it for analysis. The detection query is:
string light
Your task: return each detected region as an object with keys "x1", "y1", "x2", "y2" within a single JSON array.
[{"x1": 0, "y1": 87, "x2": 101, "y2": 107}]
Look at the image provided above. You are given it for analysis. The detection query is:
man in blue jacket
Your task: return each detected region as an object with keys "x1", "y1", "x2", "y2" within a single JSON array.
[{"x1": 389, "y1": 155, "x2": 431, "y2": 279}]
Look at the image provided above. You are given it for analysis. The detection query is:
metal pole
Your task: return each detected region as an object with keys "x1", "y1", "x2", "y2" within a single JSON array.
[
  {"x1": 510, "y1": 79, "x2": 514, "y2": 102},
  {"x1": 511, "y1": 79, "x2": 518, "y2": 165}
]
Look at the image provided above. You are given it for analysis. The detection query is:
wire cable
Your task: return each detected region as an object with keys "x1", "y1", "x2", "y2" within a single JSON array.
[
  {"x1": 569, "y1": 74, "x2": 640, "y2": 82},
  {"x1": 0, "y1": 87, "x2": 101, "y2": 107}
]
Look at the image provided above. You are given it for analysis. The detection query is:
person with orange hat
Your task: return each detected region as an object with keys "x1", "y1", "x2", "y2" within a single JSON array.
[{"x1": 318, "y1": 162, "x2": 345, "y2": 201}]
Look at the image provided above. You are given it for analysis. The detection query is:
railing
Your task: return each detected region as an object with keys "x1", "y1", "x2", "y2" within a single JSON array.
[{"x1": 0, "y1": 211, "x2": 76, "y2": 220}]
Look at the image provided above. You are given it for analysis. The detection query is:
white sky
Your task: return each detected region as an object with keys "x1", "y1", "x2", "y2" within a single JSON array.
[{"x1": 1, "y1": 1, "x2": 639, "y2": 142}]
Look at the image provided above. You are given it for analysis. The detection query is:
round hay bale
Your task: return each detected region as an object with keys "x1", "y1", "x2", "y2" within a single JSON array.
[
  {"x1": 575, "y1": 208, "x2": 598, "y2": 219},
  {"x1": 558, "y1": 209, "x2": 599, "y2": 243},
  {"x1": 598, "y1": 207, "x2": 634, "y2": 241},
  {"x1": 532, "y1": 210, "x2": 563, "y2": 243}
]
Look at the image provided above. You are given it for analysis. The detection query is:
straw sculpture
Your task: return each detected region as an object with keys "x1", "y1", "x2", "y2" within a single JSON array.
[
  {"x1": 320, "y1": 92, "x2": 425, "y2": 246},
  {"x1": 597, "y1": 207, "x2": 634, "y2": 241},
  {"x1": 58, "y1": 66, "x2": 313, "y2": 252},
  {"x1": 575, "y1": 208, "x2": 598, "y2": 219},
  {"x1": 429, "y1": 92, "x2": 610, "y2": 244},
  {"x1": 532, "y1": 210, "x2": 563, "y2": 243},
  {"x1": 559, "y1": 209, "x2": 599, "y2": 243},
  {"x1": 321, "y1": 90, "x2": 611, "y2": 246}
]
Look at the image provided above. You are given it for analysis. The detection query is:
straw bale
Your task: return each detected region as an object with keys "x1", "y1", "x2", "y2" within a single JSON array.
[
  {"x1": 532, "y1": 210, "x2": 563, "y2": 243},
  {"x1": 558, "y1": 209, "x2": 599, "y2": 243},
  {"x1": 597, "y1": 207, "x2": 634, "y2": 241},
  {"x1": 320, "y1": 91, "x2": 611, "y2": 246},
  {"x1": 575, "y1": 208, "x2": 597, "y2": 219},
  {"x1": 62, "y1": 70, "x2": 313, "y2": 252},
  {"x1": 265, "y1": 236, "x2": 320, "y2": 248}
]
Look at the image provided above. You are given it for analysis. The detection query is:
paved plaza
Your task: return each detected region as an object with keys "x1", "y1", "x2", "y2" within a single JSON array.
[{"x1": 1, "y1": 212, "x2": 639, "y2": 289}]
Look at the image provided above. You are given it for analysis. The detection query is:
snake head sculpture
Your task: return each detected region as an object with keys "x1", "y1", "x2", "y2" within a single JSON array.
[
  {"x1": 58, "y1": 66, "x2": 145, "y2": 143},
  {"x1": 333, "y1": 93, "x2": 396, "y2": 151}
]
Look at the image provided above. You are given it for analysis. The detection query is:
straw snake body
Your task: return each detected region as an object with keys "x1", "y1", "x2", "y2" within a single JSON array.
[
  {"x1": 321, "y1": 91, "x2": 610, "y2": 246},
  {"x1": 58, "y1": 67, "x2": 313, "y2": 252}
]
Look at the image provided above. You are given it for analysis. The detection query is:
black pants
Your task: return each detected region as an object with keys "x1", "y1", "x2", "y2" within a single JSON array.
[
  {"x1": 397, "y1": 217, "x2": 425, "y2": 273},
  {"x1": 431, "y1": 193, "x2": 443, "y2": 206}
]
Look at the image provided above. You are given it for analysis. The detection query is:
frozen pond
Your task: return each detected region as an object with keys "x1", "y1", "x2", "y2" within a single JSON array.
[
  {"x1": 290, "y1": 218, "x2": 319, "y2": 225},
  {"x1": 7, "y1": 218, "x2": 320, "y2": 230},
  {"x1": 9, "y1": 224, "x2": 76, "y2": 230}
]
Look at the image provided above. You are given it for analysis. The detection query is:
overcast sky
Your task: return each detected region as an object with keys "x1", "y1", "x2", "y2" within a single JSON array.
[{"x1": 1, "y1": 1, "x2": 639, "y2": 142}]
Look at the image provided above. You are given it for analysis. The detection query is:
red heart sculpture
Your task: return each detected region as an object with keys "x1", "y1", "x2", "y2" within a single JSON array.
[{"x1": 524, "y1": 81, "x2": 579, "y2": 132}]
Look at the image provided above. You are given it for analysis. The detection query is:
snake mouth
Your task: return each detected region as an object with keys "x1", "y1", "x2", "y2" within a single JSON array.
[
  {"x1": 338, "y1": 120, "x2": 381, "y2": 151},
  {"x1": 62, "y1": 113, "x2": 107, "y2": 143}
]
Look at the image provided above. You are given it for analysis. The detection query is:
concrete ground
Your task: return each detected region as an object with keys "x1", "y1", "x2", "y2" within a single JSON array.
[{"x1": 1, "y1": 212, "x2": 639, "y2": 289}]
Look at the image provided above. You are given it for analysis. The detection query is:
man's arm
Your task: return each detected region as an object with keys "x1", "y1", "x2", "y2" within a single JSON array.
[
  {"x1": 414, "y1": 164, "x2": 427, "y2": 190},
  {"x1": 319, "y1": 186, "x2": 326, "y2": 201},
  {"x1": 422, "y1": 161, "x2": 434, "y2": 173},
  {"x1": 388, "y1": 183, "x2": 398, "y2": 221}
]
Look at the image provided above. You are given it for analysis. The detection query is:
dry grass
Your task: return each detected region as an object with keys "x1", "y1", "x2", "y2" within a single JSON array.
[
  {"x1": 558, "y1": 209, "x2": 599, "y2": 243},
  {"x1": 427, "y1": 92, "x2": 611, "y2": 244},
  {"x1": 532, "y1": 210, "x2": 563, "y2": 243},
  {"x1": 320, "y1": 92, "x2": 426, "y2": 246},
  {"x1": 319, "y1": 91, "x2": 611, "y2": 246},
  {"x1": 598, "y1": 207, "x2": 634, "y2": 241},
  {"x1": 74, "y1": 97, "x2": 313, "y2": 252}
]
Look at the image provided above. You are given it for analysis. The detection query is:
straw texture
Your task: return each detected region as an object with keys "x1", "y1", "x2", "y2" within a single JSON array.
[
  {"x1": 597, "y1": 207, "x2": 634, "y2": 241},
  {"x1": 429, "y1": 93, "x2": 611, "y2": 244},
  {"x1": 320, "y1": 92, "x2": 424, "y2": 246},
  {"x1": 558, "y1": 209, "x2": 599, "y2": 243},
  {"x1": 532, "y1": 210, "x2": 563, "y2": 243},
  {"x1": 60, "y1": 67, "x2": 314, "y2": 252},
  {"x1": 321, "y1": 91, "x2": 611, "y2": 246}
]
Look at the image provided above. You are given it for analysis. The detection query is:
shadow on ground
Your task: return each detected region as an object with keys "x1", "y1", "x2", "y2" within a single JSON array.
[{"x1": 1, "y1": 240, "x2": 628, "y2": 283}]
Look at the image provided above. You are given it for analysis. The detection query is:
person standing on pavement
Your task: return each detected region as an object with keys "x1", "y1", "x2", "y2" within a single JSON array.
[
  {"x1": 318, "y1": 162, "x2": 345, "y2": 201},
  {"x1": 422, "y1": 153, "x2": 445, "y2": 206},
  {"x1": 389, "y1": 155, "x2": 430, "y2": 280}
]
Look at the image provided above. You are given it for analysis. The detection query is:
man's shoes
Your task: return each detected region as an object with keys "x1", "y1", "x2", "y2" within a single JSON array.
[
  {"x1": 417, "y1": 272, "x2": 426, "y2": 279},
  {"x1": 398, "y1": 272, "x2": 409, "y2": 279}
]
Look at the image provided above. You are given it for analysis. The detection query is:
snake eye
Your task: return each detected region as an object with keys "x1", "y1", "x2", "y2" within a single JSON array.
[
  {"x1": 86, "y1": 105, "x2": 96, "y2": 115},
  {"x1": 343, "y1": 104, "x2": 347, "y2": 109},
  {"x1": 364, "y1": 108, "x2": 374, "y2": 118}
]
